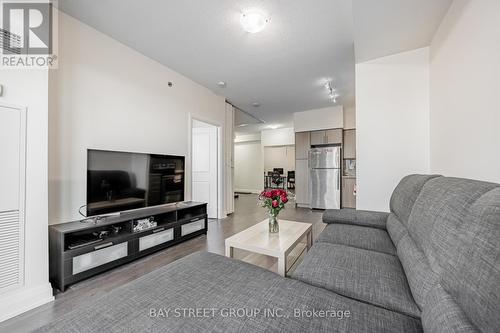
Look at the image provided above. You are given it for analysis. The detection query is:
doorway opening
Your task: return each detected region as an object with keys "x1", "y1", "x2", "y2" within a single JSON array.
[
  {"x1": 263, "y1": 145, "x2": 295, "y2": 193},
  {"x1": 191, "y1": 119, "x2": 220, "y2": 219}
]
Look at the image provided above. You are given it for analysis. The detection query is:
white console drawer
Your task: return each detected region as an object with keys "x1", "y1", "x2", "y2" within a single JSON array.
[
  {"x1": 181, "y1": 218, "x2": 205, "y2": 236},
  {"x1": 73, "y1": 242, "x2": 128, "y2": 275},
  {"x1": 139, "y1": 228, "x2": 173, "y2": 251}
]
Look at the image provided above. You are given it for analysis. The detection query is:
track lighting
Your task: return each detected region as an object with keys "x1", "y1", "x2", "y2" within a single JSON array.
[{"x1": 324, "y1": 81, "x2": 339, "y2": 103}]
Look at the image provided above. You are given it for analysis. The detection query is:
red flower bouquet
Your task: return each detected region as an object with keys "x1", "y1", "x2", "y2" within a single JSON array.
[{"x1": 259, "y1": 189, "x2": 289, "y2": 233}]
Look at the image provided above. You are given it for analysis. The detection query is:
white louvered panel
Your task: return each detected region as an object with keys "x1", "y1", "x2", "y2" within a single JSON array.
[
  {"x1": 0, "y1": 211, "x2": 21, "y2": 290},
  {"x1": 0, "y1": 104, "x2": 26, "y2": 294}
]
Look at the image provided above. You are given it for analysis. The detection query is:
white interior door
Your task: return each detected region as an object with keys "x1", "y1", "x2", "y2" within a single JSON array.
[{"x1": 192, "y1": 125, "x2": 218, "y2": 218}]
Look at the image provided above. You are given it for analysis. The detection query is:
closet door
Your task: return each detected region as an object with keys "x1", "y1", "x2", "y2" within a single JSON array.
[{"x1": 0, "y1": 105, "x2": 26, "y2": 292}]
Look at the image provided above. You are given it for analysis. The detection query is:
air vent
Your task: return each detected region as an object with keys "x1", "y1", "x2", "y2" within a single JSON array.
[
  {"x1": 0, "y1": 28, "x2": 22, "y2": 54},
  {"x1": 0, "y1": 211, "x2": 21, "y2": 290}
]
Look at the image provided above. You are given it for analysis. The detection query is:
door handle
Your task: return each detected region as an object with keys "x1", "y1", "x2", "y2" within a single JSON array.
[
  {"x1": 94, "y1": 242, "x2": 113, "y2": 250},
  {"x1": 153, "y1": 227, "x2": 165, "y2": 233}
]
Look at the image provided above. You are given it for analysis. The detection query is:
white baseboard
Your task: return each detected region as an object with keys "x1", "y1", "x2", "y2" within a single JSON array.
[
  {"x1": 0, "y1": 283, "x2": 54, "y2": 323},
  {"x1": 235, "y1": 188, "x2": 262, "y2": 194}
]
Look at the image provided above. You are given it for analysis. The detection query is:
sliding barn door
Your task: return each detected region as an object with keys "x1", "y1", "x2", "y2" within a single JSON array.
[
  {"x1": 224, "y1": 103, "x2": 234, "y2": 215},
  {"x1": 0, "y1": 104, "x2": 26, "y2": 293}
]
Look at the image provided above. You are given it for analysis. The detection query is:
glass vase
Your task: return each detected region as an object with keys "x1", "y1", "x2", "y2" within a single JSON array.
[{"x1": 268, "y1": 214, "x2": 279, "y2": 233}]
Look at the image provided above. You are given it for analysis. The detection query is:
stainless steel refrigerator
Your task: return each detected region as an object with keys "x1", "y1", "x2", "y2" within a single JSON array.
[{"x1": 309, "y1": 147, "x2": 341, "y2": 209}]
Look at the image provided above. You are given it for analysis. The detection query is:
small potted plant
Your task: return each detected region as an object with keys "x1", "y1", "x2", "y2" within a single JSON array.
[{"x1": 259, "y1": 189, "x2": 289, "y2": 233}]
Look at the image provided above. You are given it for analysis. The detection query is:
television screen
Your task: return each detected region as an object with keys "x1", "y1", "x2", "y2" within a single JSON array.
[{"x1": 86, "y1": 149, "x2": 185, "y2": 216}]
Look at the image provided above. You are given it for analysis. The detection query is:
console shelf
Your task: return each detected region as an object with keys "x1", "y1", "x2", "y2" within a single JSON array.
[{"x1": 49, "y1": 202, "x2": 207, "y2": 291}]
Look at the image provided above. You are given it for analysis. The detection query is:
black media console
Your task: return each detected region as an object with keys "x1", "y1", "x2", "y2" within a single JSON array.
[{"x1": 49, "y1": 202, "x2": 207, "y2": 291}]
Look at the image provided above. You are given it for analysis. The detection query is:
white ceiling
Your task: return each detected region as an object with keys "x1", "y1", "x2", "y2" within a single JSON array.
[
  {"x1": 58, "y1": 0, "x2": 452, "y2": 135},
  {"x1": 58, "y1": 0, "x2": 356, "y2": 134},
  {"x1": 353, "y1": 0, "x2": 453, "y2": 62}
]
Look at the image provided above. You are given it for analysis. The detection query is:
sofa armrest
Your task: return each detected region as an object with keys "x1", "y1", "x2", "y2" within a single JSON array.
[{"x1": 322, "y1": 209, "x2": 389, "y2": 230}]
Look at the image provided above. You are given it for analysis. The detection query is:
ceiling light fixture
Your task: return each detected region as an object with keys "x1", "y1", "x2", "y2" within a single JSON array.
[
  {"x1": 324, "y1": 81, "x2": 339, "y2": 103},
  {"x1": 237, "y1": 124, "x2": 249, "y2": 127},
  {"x1": 241, "y1": 9, "x2": 269, "y2": 33},
  {"x1": 251, "y1": 102, "x2": 261, "y2": 108},
  {"x1": 217, "y1": 81, "x2": 227, "y2": 88},
  {"x1": 267, "y1": 124, "x2": 279, "y2": 130}
]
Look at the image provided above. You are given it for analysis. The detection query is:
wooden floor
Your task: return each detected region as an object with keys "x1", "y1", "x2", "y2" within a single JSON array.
[{"x1": 0, "y1": 194, "x2": 325, "y2": 332}]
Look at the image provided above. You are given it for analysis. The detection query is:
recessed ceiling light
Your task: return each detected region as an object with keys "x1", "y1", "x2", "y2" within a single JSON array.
[
  {"x1": 217, "y1": 81, "x2": 227, "y2": 88},
  {"x1": 241, "y1": 9, "x2": 269, "y2": 33},
  {"x1": 251, "y1": 102, "x2": 261, "y2": 107},
  {"x1": 267, "y1": 124, "x2": 279, "y2": 130},
  {"x1": 237, "y1": 124, "x2": 249, "y2": 127}
]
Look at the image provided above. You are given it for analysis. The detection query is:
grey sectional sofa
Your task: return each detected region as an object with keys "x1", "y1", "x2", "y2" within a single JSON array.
[{"x1": 39, "y1": 175, "x2": 500, "y2": 333}]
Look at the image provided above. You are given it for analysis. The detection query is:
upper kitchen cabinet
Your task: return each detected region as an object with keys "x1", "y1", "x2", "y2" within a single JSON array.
[
  {"x1": 310, "y1": 129, "x2": 343, "y2": 145},
  {"x1": 295, "y1": 132, "x2": 310, "y2": 159},
  {"x1": 310, "y1": 130, "x2": 325, "y2": 145},
  {"x1": 325, "y1": 129, "x2": 343, "y2": 145},
  {"x1": 343, "y1": 129, "x2": 356, "y2": 159}
]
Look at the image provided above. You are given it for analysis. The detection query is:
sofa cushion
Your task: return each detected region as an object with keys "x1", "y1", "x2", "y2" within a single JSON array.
[
  {"x1": 407, "y1": 177, "x2": 497, "y2": 276},
  {"x1": 387, "y1": 212, "x2": 440, "y2": 309},
  {"x1": 389, "y1": 174, "x2": 441, "y2": 226},
  {"x1": 292, "y1": 242, "x2": 420, "y2": 318},
  {"x1": 396, "y1": 233, "x2": 439, "y2": 309},
  {"x1": 37, "y1": 252, "x2": 423, "y2": 333},
  {"x1": 421, "y1": 285, "x2": 477, "y2": 333},
  {"x1": 439, "y1": 188, "x2": 500, "y2": 333},
  {"x1": 316, "y1": 224, "x2": 396, "y2": 256},
  {"x1": 386, "y1": 213, "x2": 407, "y2": 247},
  {"x1": 395, "y1": 176, "x2": 500, "y2": 333},
  {"x1": 323, "y1": 209, "x2": 389, "y2": 230}
]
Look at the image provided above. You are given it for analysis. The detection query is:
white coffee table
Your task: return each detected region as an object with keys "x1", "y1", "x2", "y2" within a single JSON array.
[{"x1": 225, "y1": 219, "x2": 313, "y2": 277}]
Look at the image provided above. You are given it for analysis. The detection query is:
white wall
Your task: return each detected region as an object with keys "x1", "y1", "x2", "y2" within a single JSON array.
[
  {"x1": 293, "y1": 106, "x2": 344, "y2": 132},
  {"x1": 234, "y1": 139, "x2": 264, "y2": 193},
  {"x1": 356, "y1": 48, "x2": 430, "y2": 211},
  {"x1": 49, "y1": 12, "x2": 226, "y2": 224},
  {"x1": 0, "y1": 69, "x2": 54, "y2": 320},
  {"x1": 261, "y1": 127, "x2": 295, "y2": 146},
  {"x1": 429, "y1": 0, "x2": 500, "y2": 183}
]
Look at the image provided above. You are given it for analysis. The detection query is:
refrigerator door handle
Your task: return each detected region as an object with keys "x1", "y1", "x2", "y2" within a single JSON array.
[{"x1": 337, "y1": 174, "x2": 340, "y2": 190}]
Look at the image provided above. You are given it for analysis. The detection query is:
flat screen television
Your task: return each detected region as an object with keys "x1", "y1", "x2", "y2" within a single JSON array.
[{"x1": 86, "y1": 149, "x2": 185, "y2": 216}]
